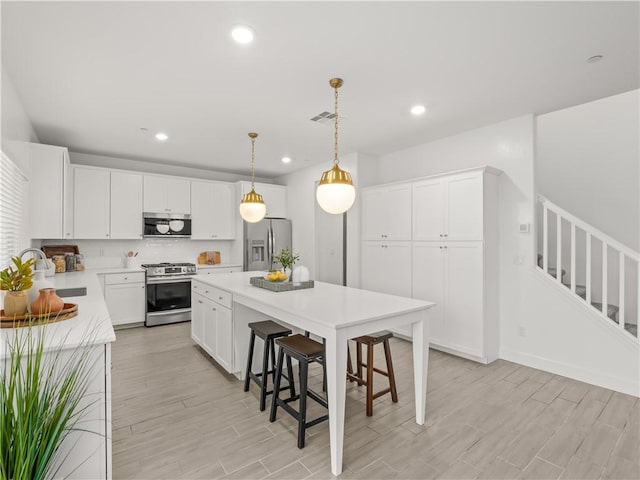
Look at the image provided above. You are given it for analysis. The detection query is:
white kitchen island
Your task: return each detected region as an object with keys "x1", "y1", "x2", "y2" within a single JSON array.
[{"x1": 191, "y1": 271, "x2": 435, "y2": 476}]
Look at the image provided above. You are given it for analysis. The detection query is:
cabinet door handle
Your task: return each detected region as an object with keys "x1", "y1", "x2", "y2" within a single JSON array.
[
  {"x1": 198, "y1": 300, "x2": 203, "y2": 304},
  {"x1": 212, "y1": 308, "x2": 216, "y2": 311},
  {"x1": 124, "y1": 277, "x2": 128, "y2": 280},
  {"x1": 218, "y1": 296, "x2": 223, "y2": 300},
  {"x1": 205, "y1": 290, "x2": 209, "y2": 294}
]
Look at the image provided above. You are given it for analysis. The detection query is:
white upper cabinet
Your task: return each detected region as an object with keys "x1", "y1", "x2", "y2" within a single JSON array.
[
  {"x1": 413, "y1": 172, "x2": 484, "y2": 241},
  {"x1": 111, "y1": 171, "x2": 143, "y2": 239},
  {"x1": 411, "y1": 179, "x2": 445, "y2": 241},
  {"x1": 29, "y1": 144, "x2": 73, "y2": 239},
  {"x1": 73, "y1": 166, "x2": 110, "y2": 239},
  {"x1": 362, "y1": 183, "x2": 412, "y2": 241},
  {"x1": 239, "y1": 182, "x2": 287, "y2": 218},
  {"x1": 191, "y1": 181, "x2": 235, "y2": 239},
  {"x1": 144, "y1": 175, "x2": 190, "y2": 214},
  {"x1": 73, "y1": 168, "x2": 143, "y2": 239}
]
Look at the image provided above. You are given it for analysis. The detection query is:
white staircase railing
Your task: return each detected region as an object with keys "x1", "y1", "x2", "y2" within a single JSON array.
[{"x1": 537, "y1": 195, "x2": 639, "y2": 339}]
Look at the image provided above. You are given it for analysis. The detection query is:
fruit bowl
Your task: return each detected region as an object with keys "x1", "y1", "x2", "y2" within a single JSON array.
[{"x1": 263, "y1": 270, "x2": 289, "y2": 282}]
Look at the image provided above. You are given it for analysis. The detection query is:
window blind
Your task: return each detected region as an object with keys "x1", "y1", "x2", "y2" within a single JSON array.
[{"x1": 0, "y1": 151, "x2": 28, "y2": 269}]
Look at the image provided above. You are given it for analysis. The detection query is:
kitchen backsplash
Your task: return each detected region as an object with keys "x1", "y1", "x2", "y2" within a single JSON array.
[{"x1": 35, "y1": 239, "x2": 237, "y2": 269}]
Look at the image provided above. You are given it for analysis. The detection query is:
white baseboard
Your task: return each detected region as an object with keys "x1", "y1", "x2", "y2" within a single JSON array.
[{"x1": 500, "y1": 348, "x2": 639, "y2": 398}]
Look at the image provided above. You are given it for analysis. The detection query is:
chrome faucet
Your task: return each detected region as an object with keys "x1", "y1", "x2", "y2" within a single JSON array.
[{"x1": 18, "y1": 248, "x2": 52, "y2": 271}]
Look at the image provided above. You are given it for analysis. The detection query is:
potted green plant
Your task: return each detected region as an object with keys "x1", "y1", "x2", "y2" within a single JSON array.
[
  {"x1": 272, "y1": 247, "x2": 300, "y2": 277},
  {"x1": 1, "y1": 257, "x2": 35, "y2": 316}
]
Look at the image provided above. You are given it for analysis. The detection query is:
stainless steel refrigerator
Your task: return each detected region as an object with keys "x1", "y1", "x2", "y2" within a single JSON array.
[{"x1": 243, "y1": 218, "x2": 292, "y2": 271}]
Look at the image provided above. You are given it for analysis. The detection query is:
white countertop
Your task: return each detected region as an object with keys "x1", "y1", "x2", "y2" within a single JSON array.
[
  {"x1": 193, "y1": 272, "x2": 434, "y2": 331},
  {"x1": 196, "y1": 264, "x2": 242, "y2": 269},
  {"x1": 1, "y1": 269, "x2": 118, "y2": 357}
]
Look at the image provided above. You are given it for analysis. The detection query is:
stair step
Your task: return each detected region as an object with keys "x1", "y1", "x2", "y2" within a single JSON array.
[
  {"x1": 590, "y1": 302, "x2": 618, "y2": 321},
  {"x1": 545, "y1": 267, "x2": 567, "y2": 280},
  {"x1": 562, "y1": 283, "x2": 587, "y2": 298}
]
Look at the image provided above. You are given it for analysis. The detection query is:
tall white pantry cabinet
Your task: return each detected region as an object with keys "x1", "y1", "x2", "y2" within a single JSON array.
[{"x1": 361, "y1": 166, "x2": 500, "y2": 364}]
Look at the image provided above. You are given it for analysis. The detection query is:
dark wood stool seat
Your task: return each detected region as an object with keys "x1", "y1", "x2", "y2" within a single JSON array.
[
  {"x1": 347, "y1": 330, "x2": 398, "y2": 416},
  {"x1": 244, "y1": 320, "x2": 295, "y2": 411},
  {"x1": 270, "y1": 334, "x2": 329, "y2": 449}
]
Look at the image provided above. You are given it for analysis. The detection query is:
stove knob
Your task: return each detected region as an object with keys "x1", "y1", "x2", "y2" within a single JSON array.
[
  {"x1": 190, "y1": 266, "x2": 196, "y2": 273},
  {"x1": 155, "y1": 268, "x2": 162, "y2": 275}
]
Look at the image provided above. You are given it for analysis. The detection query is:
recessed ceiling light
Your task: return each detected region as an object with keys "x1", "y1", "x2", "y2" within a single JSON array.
[
  {"x1": 281, "y1": 156, "x2": 292, "y2": 164},
  {"x1": 232, "y1": 26, "x2": 254, "y2": 44},
  {"x1": 410, "y1": 105, "x2": 426, "y2": 115},
  {"x1": 155, "y1": 132, "x2": 169, "y2": 141},
  {"x1": 587, "y1": 55, "x2": 604, "y2": 64}
]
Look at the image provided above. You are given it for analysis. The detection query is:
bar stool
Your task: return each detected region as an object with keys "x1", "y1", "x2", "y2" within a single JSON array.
[
  {"x1": 244, "y1": 320, "x2": 295, "y2": 411},
  {"x1": 346, "y1": 331, "x2": 398, "y2": 416},
  {"x1": 270, "y1": 334, "x2": 329, "y2": 448}
]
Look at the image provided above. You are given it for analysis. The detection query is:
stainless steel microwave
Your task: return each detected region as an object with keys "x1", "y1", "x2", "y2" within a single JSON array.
[{"x1": 143, "y1": 213, "x2": 192, "y2": 238}]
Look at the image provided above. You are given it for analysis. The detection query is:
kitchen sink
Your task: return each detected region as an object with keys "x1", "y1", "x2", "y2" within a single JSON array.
[{"x1": 56, "y1": 287, "x2": 87, "y2": 297}]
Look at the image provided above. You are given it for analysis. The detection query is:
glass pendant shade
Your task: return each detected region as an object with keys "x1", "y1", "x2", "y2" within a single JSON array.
[
  {"x1": 239, "y1": 188, "x2": 266, "y2": 223},
  {"x1": 316, "y1": 164, "x2": 355, "y2": 214}
]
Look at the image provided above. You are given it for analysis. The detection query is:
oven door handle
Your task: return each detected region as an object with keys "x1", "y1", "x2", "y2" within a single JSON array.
[
  {"x1": 147, "y1": 308, "x2": 192, "y2": 316},
  {"x1": 146, "y1": 276, "x2": 194, "y2": 284}
]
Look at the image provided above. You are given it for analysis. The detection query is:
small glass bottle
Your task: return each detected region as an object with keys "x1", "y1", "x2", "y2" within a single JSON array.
[
  {"x1": 52, "y1": 255, "x2": 66, "y2": 273},
  {"x1": 75, "y1": 253, "x2": 85, "y2": 271},
  {"x1": 64, "y1": 252, "x2": 76, "y2": 272}
]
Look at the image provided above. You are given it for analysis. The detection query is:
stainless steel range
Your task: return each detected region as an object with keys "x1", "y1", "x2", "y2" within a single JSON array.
[{"x1": 143, "y1": 262, "x2": 197, "y2": 327}]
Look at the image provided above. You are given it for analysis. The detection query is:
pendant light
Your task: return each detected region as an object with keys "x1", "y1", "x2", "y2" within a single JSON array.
[
  {"x1": 239, "y1": 132, "x2": 267, "y2": 223},
  {"x1": 316, "y1": 78, "x2": 356, "y2": 215}
]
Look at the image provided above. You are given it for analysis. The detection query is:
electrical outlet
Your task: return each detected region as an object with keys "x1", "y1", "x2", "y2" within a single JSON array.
[
  {"x1": 519, "y1": 326, "x2": 526, "y2": 337},
  {"x1": 99, "y1": 248, "x2": 105, "y2": 257}
]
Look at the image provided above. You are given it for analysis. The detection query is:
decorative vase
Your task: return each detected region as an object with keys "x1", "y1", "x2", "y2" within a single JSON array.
[
  {"x1": 30, "y1": 288, "x2": 65, "y2": 316},
  {"x1": 26, "y1": 270, "x2": 54, "y2": 308},
  {"x1": 4, "y1": 291, "x2": 28, "y2": 316}
]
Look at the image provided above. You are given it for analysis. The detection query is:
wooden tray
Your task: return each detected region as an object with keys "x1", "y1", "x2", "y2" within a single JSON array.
[
  {"x1": 42, "y1": 245, "x2": 80, "y2": 258},
  {"x1": 0, "y1": 303, "x2": 78, "y2": 328},
  {"x1": 250, "y1": 276, "x2": 314, "y2": 292}
]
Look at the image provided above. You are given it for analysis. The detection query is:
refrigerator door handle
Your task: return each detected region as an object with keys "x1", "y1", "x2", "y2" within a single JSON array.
[{"x1": 267, "y1": 226, "x2": 273, "y2": 268}]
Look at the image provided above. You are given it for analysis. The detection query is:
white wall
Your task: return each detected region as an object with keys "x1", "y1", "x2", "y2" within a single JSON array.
[
  {"x1": 276, "y1": 153, "x2": 365, "y2": 287},
  {"x1": 537, "y1": 89, "x2": 640, "y2": 251},
  {"x1": 1, "y1": 67, "x2": 38, "y2": 175}
]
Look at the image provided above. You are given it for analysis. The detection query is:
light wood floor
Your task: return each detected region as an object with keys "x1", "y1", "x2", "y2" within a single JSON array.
[{"x1": 111, "y1": 323, "x2": 639, "y2": 479}]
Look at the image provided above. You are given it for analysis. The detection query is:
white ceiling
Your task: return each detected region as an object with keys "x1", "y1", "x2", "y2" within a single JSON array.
[{"x1": 2, "y1": 2, "x2": 638, "y2": 178}]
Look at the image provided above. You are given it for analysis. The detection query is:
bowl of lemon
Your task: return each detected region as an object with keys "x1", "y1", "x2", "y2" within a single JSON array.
[{"x1": 264, "y1": 270, "x2": 289, "y2": 282}]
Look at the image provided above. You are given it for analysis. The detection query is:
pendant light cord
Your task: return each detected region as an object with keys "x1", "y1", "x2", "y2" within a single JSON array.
[
  {"x1": 250, "y1": 134, "x2": 257, "y2": 189},
  {"x1": 334, "y1": 85, "x2": 339, "y2": 165}
]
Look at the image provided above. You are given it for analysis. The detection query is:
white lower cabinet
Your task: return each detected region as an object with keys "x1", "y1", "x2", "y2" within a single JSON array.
[
  {"x1": 191, "y1": 280, "x2": 233, "y2": 372},
  {"x1": 44, "y1": 343, "x2": 111, "y2": 479},
  {"x1": 103, "y1": 272, "x2": 145, "y2": 327},
  {"x1": 361, "y1": 241, "x2": 412, "y2": 336},
  {"x1": 413, "y1": 241, "x2": 493, "y2": 362}
]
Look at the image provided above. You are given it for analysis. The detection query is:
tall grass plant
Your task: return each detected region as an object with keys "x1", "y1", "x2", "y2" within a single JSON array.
[{"x1": 0, "y1": 321, "x2": 100, "y2": 480}]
